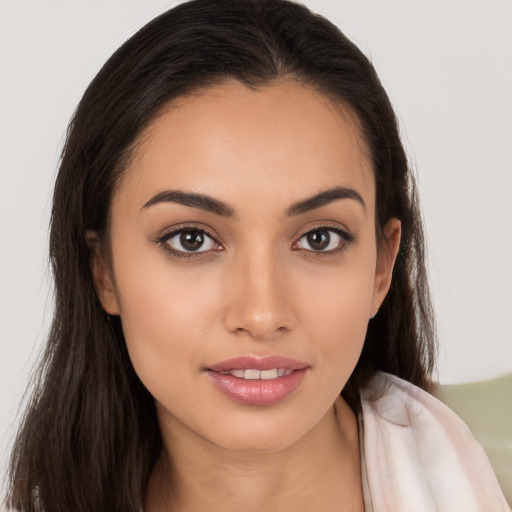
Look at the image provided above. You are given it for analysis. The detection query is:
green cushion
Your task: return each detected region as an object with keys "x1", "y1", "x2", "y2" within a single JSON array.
[{"x1": 434, "y1": 373, "x2": 512, "y2": 506}]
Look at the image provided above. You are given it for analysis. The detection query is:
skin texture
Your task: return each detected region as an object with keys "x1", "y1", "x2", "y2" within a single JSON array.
[{"x1": 91, "y1": 80, "x2": 400, "y2": 511}]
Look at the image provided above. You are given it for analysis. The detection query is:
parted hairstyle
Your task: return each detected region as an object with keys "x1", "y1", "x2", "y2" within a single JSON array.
[{"x1": 7, "y1": 1, "x2": 436, "y2": 510}]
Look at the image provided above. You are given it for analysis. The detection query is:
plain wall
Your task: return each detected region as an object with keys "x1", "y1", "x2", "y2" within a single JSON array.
[{"x1": 1, "y1": 0, "x2": 511, "y2": 486}]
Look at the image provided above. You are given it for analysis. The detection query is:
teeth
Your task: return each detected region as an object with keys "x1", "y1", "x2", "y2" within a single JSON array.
[
  {"x1": 244, "y1": 369, "x2": 261, "y2": 380},
  {"x1": 221, "y1": 368, "x2": 293, "y2": 380},
  {"x1": 260, "y1": 368, "x2": 278, "y2": 380}
]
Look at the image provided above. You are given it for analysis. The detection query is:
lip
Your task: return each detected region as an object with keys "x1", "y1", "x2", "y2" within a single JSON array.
[
  {"x1": 205, "y1": 355, "x2": 310, "y2": 406},
  {"x1": 206, "y1": 355, "x2": 309, "y2": 373}
]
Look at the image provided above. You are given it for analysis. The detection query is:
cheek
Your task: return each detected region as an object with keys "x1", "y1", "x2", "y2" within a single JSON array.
[
  {"x1": 112, "y1": 250, "x2": 222, "y2": 397},
  {"x1": 297, "y1": 255, "x2": 376, "y2": 378}
]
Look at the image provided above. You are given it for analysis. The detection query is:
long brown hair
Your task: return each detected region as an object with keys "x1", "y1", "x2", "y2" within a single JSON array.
[{"x1": 7, "y1": 1, "x2": 436, "y2": 510}]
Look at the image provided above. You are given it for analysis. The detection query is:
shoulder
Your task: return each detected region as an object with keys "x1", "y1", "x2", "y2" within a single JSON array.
[{"x1": 358, "y1": 372, "x2": 510, "y2": 511}]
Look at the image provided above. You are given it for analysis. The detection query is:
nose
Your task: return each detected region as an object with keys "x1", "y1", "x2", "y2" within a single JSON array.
[{"x1": 223, "y1": 249, "x2": 295, "y2": 340}]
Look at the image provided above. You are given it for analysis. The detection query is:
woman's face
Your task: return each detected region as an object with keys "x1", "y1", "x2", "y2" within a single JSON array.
[{"x1": 93, "y1": 80, "x2": 399, "y2": 453}]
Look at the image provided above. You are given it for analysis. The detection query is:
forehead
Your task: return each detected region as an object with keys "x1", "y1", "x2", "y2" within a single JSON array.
[{"x1": 117, "y1": 80, "x2": 375, "y2": 216}]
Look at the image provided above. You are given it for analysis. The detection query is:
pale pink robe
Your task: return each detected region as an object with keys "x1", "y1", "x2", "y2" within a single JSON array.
[{"x1": 355, "y1": 372, "x2": 510, "y2": 511}]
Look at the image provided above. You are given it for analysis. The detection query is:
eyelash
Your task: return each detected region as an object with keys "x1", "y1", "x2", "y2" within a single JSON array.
[
  {"x1": 156, "y1": 224, "x2": 355, "y2": 260},
  {"x1": 156, "y1": 224, "x2": 222, "y2": 260},
  {"x1": 293, "y1": 225, "x2": 355, "y2": 256}
]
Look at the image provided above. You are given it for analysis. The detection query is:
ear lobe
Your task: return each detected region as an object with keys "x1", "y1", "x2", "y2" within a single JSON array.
[
  {"x1": 86, "y1": 230, "x2": 120, "y2": 315},
  {"x1": 371, "y1": 218, "x2": 401, "y2": 317}
]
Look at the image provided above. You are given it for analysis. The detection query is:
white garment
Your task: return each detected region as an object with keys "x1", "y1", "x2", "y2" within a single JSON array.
[{"x1": 357, "y1": 372, "x2": 510, "y2": 511}]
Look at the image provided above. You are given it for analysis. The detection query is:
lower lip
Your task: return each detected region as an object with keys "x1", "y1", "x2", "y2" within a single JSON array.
[{"x1": 206, "y1": 369, "x2": 308, "y2": 406}]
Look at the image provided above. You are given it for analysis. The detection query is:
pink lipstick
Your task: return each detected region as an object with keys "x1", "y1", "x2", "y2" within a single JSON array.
[{"x1": 205, "y1": 355, "x2": 309, "y2": 406}]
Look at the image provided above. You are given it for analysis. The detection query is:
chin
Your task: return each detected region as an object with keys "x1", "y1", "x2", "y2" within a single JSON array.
[
  {"x1": 211, "y1": 426, "x2": 304, "y2": 454},
  {"x1": 199, "y1": 405, "x2": 323, "y2": 454}
]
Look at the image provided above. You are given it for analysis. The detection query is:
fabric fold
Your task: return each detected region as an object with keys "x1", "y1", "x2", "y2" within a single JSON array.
[{"x1": 358, "y1": 372, "x2": 510, "y2": 511}]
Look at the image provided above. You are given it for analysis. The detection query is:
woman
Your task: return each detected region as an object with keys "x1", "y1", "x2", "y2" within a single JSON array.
[{"x1": 5, "y1": 0, "x2": 508, "y2": 511}]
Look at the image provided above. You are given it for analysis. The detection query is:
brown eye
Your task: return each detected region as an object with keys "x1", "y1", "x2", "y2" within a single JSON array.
[
  {"x1": 295, "y1": 228, "x2": 348, "y2": 252},
  {"x1": 306, "y1": 230, "x2": 331, "y2": 250},
  {"x1": 166, "y1": 229, "x2": 217, "y2": 253},
  {"x1": 180, "y1": 230, "x2": 205, "y2": 251}
]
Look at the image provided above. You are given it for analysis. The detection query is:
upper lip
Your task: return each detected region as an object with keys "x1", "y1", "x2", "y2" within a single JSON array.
[{"x1": 206, "y1": 355, "x2": 310, "y2": 373}]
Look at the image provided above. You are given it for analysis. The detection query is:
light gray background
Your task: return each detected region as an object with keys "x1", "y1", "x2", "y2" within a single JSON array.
[{"x1": 1, "y1": 0, "x2": 511, "y2": 486}]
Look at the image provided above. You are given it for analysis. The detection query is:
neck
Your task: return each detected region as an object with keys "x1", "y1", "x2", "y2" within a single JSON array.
[{"x1": 146, "y1": 397, "x2": 363, "y2": 512}]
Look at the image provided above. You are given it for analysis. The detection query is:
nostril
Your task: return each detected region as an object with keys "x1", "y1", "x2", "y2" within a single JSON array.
[
  {"x1": 231, "y1": 324, "x2": 289, "y2": 339},
  {"x1": 223, "y1": 281, "x2": 294, "y2": 339}
]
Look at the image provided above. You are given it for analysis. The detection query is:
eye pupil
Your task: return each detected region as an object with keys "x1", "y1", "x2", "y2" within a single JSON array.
[
  {"x1": 180, "y1": 230, "x2": 204, "y2": 251},
  {"x1": 307, "y1": 230, "x2": 330, "y2": 250}
]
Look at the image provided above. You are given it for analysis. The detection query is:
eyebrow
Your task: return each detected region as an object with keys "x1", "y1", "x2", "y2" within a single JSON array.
[
  {"x1": 141, "y1": 186, "x2": 365, "y2": 218},
  {"x1": 285, "y1": 186, "x2": 366, "y2": 216},
  {"x1": 142, "y1": 190, "x2": 236, "y2": 217}
]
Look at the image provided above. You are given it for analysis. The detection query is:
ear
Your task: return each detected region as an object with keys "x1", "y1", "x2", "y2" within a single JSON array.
[
  {"x1": 86, "y1": 230, "x2": 120, "y2": 315},
  {"x1": 371, "y1": 218, "x2": 401, "y2": 318}
]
